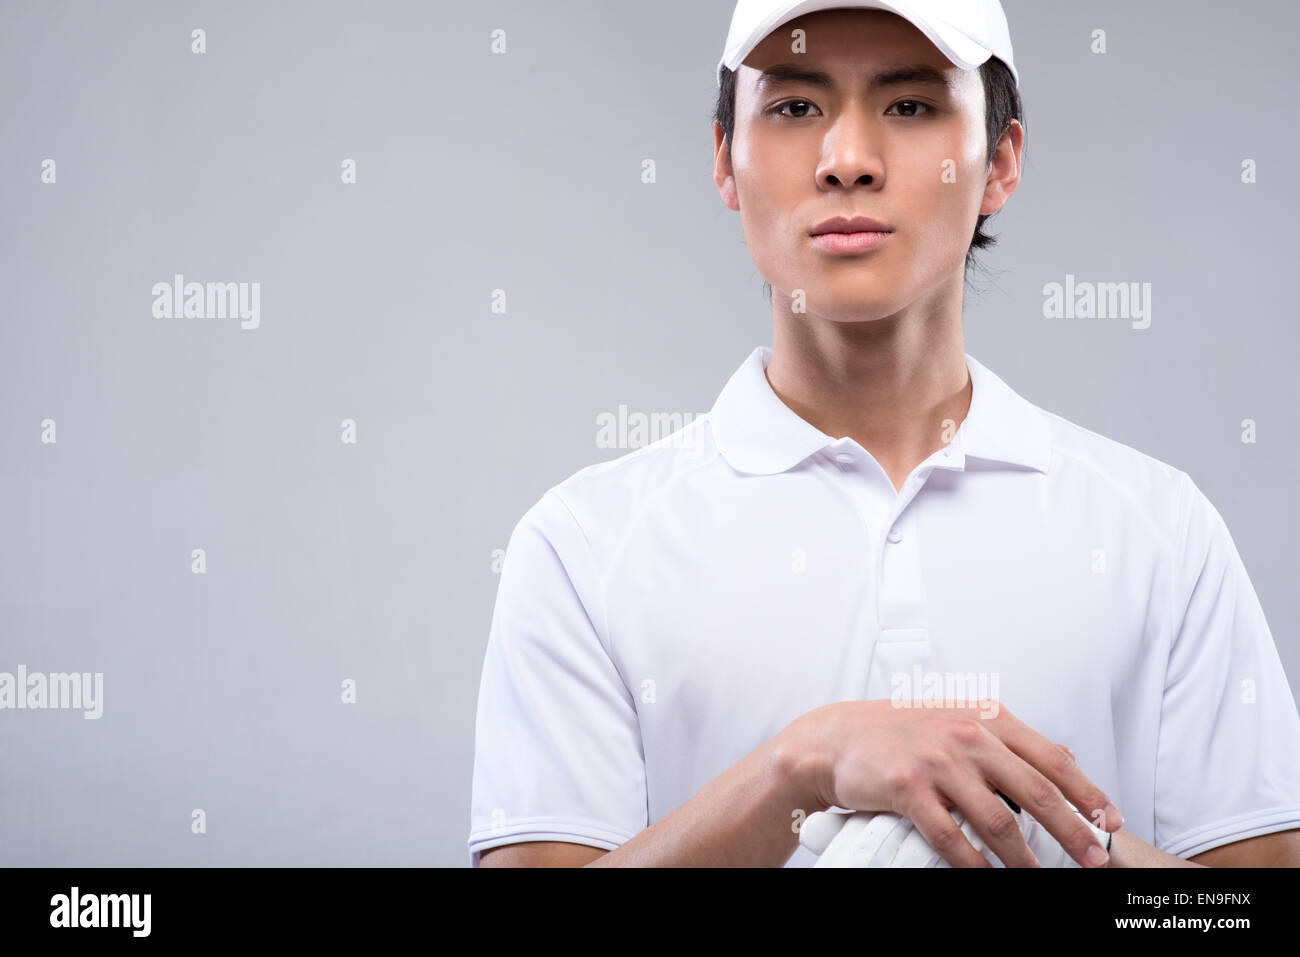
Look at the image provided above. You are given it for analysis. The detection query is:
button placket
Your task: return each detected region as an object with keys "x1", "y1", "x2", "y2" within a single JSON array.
[
  {"x1": 865, "y1": 509, "x2": 932, "y2": 698},
  {"x1": 828, "y1": 444, "x2": 934, "y2": 699}
]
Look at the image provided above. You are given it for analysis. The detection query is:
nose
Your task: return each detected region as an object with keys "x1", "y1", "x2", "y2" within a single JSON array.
[{"x1": 815, "y1": 108, "x2": 885, "y2": 190}]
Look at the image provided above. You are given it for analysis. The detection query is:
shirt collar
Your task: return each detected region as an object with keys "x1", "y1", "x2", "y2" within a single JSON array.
[{"x1": 708, "y1": 346, "x2": 1053, "y2": 476}]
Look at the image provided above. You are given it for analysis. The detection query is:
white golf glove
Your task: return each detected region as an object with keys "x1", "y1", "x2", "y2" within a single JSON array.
[{"x1": 799, "y1": 795, "x2": 1110, "y2": 867}]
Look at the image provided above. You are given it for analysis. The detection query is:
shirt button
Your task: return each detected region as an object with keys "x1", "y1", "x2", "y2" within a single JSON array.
[
  {"x1": 835, "y1": 453, "x2": 853, "y2": 465},
  {"x1": 887, "y1": 526, "x2": 903, "y2": 544}
]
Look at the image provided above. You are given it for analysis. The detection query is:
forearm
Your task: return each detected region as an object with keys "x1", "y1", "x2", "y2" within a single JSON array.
[
  {"x1": 585, "y1": 734, "x2": 826, "y2": 866},
  {"x1": 1107, "y1": 828, "x2": 1206, "y2": 868}
]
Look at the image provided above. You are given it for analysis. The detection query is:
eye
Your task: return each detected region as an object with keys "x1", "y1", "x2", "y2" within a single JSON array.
[
  {"x1": 769, "y1": 99, "x2": 821, "y2": 119},
  {"x1": 768, "y1": 99, "x2": 934, "y2": 119},
  {"x1": 887, "y1": 100, "x2": 933, "y2": 117}
]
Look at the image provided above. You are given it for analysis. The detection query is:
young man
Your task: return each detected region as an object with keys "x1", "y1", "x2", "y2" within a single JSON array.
[{"x1": 468, "y1": 0, "x2": 1300, "y2": 867}]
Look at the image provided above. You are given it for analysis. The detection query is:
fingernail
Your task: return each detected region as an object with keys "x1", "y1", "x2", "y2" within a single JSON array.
[
  {"x1": 1104, "y1": 803, "x2": 1124, "y2": 830},
  {"x1": 1086, "y1": 844, "x2": 1109, "y2": 868}
]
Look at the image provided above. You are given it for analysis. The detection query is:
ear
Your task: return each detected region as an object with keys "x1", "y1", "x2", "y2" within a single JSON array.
[
  {"x1": 979, "y1": 117, "x2": 1024, "y2": 217},
  {"x1": 713, "y1": 121, "x2": 740, "y2": 212}
]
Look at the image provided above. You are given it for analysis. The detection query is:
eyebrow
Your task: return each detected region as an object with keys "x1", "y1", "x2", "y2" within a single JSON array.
[{"x1": 755, "y1": 63, "x2": 956, "y2": 94}]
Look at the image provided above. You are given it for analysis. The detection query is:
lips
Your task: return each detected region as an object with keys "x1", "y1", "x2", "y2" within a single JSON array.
[{"x1": 810, "y1": 216, "x2": 892, "y2": 236}]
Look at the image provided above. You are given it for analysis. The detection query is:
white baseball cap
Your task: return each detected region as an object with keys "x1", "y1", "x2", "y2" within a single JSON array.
[{"x1": 717, "y1": 0, "x2": 1019, "y2": 89}]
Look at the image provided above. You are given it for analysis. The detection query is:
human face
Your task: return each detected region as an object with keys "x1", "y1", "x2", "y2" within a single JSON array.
[{"x1": 713, "y1": 9, "x2": 1022, "y2": 323}]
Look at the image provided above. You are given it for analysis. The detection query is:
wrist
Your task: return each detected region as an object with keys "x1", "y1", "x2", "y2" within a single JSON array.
[{"x1": 771, "y1": 711, "x2": 834, "y2": 816}]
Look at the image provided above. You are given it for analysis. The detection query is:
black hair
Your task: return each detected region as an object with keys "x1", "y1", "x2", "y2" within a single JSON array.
[{"x1": 712, "y1": 56, "x2": 1025, "y2": 296}]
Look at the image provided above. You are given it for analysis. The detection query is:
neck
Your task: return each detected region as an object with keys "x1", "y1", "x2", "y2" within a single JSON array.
[{"x1": 762, "y1": 279, "x2": 971, "y2": 492}]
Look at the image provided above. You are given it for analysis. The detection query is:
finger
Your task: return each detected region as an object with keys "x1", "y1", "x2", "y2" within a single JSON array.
[
  {"x1": 1023, "y1": 802, "x2": 1108, "y2": 867},
  {"x1": 993, "y1": 716, "x2": 1123, "y2": 832},
  {"x1": 888, "y1": 810, "x2": 987, "y2": 867},
  {"x1": 1052, "y1": 748, "x2": 1114, "y2": 834},
  {"x1": 940, "y1": 780, "x2": 1041, "y2": 867},
  {"x1": 901, "y1": 792, "x2": 993, "y2": 868},
  {"x1": 936, "y1": 810, "x2": 996, "y2": 867},
  {"x1": 994, "y1": 787, "x2": 1020, "y2": 812},
  {"x1": 979, "y1": 745, "x2": 1111, "y2": 868}
]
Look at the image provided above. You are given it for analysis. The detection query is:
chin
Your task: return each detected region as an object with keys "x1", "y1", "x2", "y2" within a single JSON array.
[
  {"x1": 794, "y1": 278, "x2": 903, "y2": 320},
  {"x1": 819, "y1": 307, "x2": 900, "y2": 324}
]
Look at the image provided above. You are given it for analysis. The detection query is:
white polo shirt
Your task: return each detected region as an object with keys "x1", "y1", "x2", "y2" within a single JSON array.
[{"x1": 468, "y1": 345, "x2": 1300, "y2": 867}]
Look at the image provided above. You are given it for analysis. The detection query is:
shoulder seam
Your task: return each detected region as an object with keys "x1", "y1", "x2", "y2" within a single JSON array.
[
  {"x1": 1168, "y1": 469, "x2": 1197, "y2": 646},
  {"x1": 540, "y1": 488, "x2": 614, "y2": 662},
  {"x1": 602, "y1": 446, "x2": 725, "y2": 589},
  {"x1": 1036, "y1": 406, "x2": 1180, "y2": 463},
  {"x1": 543, "y1": 418, "x2": 722, "y2": 663},
  {"x1": 1045, "y1": 442, "x2": 1182, "y2": 552},
  {"x1": 1152, "y1": 468, "x2": 1200, "y2": 834},
  {"x1": 1167, "y1": 470, "x2": 1208, "y2": 657}
]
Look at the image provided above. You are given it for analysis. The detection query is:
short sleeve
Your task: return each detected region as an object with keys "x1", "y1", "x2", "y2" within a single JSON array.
[
  {"x1": 467, "y1": 489, "x2": 648, "y2": 866},
  {"x1": 1153, "y1": 472, "x2": 1300, "y2": 858}
]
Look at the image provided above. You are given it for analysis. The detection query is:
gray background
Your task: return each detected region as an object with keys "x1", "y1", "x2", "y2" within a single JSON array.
[{"x1": 0, "y1": 0, "x2": 1295, "y2": 866}]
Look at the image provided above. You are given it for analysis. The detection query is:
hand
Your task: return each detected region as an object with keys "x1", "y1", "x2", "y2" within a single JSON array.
[{"x1": 781, "y1": 700, "x2": 1121, "y2": 868}]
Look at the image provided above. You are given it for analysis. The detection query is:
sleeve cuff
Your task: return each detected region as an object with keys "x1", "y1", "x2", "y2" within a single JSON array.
[
  {"x1": 468, "y1": 818, "x2": 637, "y2": 867},
  {"x1": 1159, "y1": 805, "x2": 1300, "y2": 858}
]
